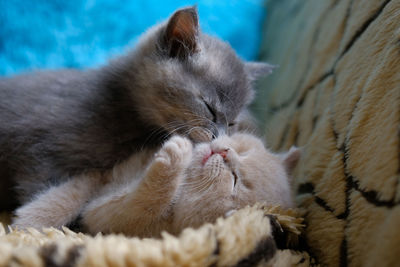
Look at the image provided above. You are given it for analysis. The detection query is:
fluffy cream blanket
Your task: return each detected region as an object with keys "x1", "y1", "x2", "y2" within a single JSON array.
[{"x1": 0, "y1": 206, "x2": 310, "y2": 266}]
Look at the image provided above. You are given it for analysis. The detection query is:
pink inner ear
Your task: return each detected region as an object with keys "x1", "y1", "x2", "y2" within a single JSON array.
[
  {"x1": 171, "y1": 12, "x2": 197, "y2": 39},
  {"x1": 283, "y1": 147, "x2": 301, "y2": 174},
  {"x1": 165, "y1": 8, "x2": 199, "y2": 58}
]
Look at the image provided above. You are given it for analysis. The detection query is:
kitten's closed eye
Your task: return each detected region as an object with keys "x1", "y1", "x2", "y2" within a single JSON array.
[
  {"x1": 236, "y1": 147, "x2": 252, "y2": 157},
  {"x1": 203, "y1": 100, "x2": 216, "y2": 123},
  {"x1": 232, "y1": 171, "x2": 238, "y2": 187}
]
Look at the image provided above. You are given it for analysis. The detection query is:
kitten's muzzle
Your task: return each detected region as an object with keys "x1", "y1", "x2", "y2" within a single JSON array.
[
  {"x1": 202, "y1": 148, "x2": 229, "y2": 165},
  {"x1": 188, "y1": 127, "x2": 213, "y2": 143},
  {"x1": 211, "y1": 123, "x2": 227, "y2": 139},
  {"x1": 187, "y1": 123, "x2": 227, "y2": 142}
]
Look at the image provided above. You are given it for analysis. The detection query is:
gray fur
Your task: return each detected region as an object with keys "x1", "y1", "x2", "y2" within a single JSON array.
[{"x1": 0, "y1": 7, "x2": 272, "y2": 210}]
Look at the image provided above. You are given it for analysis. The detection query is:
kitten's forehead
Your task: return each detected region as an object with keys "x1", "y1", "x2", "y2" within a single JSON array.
[
  {"x1": 191, "y1": 35, "x2": 252, "y2": 110},
  {"x1": 196, "y1": 35, "x2": 244, "y2": 78}
]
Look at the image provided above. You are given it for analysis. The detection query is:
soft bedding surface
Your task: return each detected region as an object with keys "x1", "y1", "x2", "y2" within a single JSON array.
[
  {"x1": 0, "y1": 206, "x2": 311, "y2": 267},
  {"x1": 255, "y1": 0, "x2": 400, "y2": 266}
]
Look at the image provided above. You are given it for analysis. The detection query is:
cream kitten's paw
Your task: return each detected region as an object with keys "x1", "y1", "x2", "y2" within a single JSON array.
[{"x1": 155, "y1": 135, "x2": 193, "y2": 171}]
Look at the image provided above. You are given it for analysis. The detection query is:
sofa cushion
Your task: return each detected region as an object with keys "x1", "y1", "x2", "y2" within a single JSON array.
[{"x1": 255, "y1": 0, "x2": 400, "y2": 266}]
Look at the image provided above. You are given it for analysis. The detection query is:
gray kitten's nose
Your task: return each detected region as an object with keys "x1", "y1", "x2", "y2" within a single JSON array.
[{"x1": 211, "y1": 124, "x2": 226, "y2": 139}]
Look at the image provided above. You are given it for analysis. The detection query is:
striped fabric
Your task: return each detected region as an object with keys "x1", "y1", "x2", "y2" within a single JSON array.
[{"x1": 256, "y1": 0, "x2": 400, "y2": 266}]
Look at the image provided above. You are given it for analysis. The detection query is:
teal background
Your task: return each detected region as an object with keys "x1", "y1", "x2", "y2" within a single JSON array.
[{"x1": 0, "y1": 0, "x2": 266, "y2": 75}]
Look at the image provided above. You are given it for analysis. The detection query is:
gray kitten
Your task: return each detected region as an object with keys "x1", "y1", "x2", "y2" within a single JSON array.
[{"x1": 0, "y1": 7, "x2": 273, "y2": 210}]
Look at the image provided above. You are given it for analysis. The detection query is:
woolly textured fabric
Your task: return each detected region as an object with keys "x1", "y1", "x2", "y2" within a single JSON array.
[
  {"x1": 0, "y1": 205, "x2": 311, "y2": 267},
  {"x1": 0, "y1": 0, "x2": 265, "y2": 76},
  {"x1": 255, "y1": 0, "x2": 400, "y2": 266}
]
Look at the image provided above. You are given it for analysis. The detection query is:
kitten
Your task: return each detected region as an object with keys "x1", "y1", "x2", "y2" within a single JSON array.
[
  {"x1": 0, "y1": 7, "x2": 273, "y2": 211},
  {"x1": 13, "y1": 133, "x2": 300, "y2": 237}
]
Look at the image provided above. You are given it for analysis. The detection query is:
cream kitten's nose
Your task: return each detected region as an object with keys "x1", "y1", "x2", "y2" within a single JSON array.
[
  {"x1": 202, "y1": 148, "x2": 229, "y2": 165},
  {"x1": 213, "y1": 148, "x2": 229, "y2": 159},
  {"x1": 209, "y1": 135, "x2": 233, "y2": 161}
]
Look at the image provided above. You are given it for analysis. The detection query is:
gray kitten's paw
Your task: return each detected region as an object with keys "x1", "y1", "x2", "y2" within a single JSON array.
[{"x1": 155, "y1": 135, "x2": 193, "y2": 170}]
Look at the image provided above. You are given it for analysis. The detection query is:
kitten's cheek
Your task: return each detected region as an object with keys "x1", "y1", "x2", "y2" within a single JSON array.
[
  {"x1": 188, "y1": 128, "x2": 213, "y2": 143},
  {"x1": 228, "y1": 125, "x2": 238, "y2": 135}
]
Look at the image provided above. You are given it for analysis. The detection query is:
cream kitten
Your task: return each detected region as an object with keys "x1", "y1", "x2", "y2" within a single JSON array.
[{"x1": 13, "y1": 134, "x2": 299, "y2": 237}]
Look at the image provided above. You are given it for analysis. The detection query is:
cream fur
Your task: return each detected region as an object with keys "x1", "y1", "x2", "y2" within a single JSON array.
[
  {"x1": 13, "y1": 133, "x2": 299, "y2": 238},
  {"x1": 13, "y1": 173, "x2": 104, "y2": 229}
]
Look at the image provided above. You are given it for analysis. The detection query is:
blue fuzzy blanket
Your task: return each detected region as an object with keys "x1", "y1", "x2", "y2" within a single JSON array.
[{"x1": 0, "y1": 0, "x2": 265, "y2": 76}]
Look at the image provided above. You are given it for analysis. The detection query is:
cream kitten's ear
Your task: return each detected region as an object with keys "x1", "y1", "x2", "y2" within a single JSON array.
[
  {"x1": 245, "y1": 62, "x2": 276, "y2": 82},
  {"x1": 281, "y1": 146, "x2": 301, "y2": 175}
]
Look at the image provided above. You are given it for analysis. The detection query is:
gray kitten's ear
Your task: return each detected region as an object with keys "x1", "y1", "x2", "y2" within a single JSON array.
[
  {"x1": 164, "y1": 7, "x2": 199, "y2": 59},
  {"x1": 245, "y1": 62, "x2": 276, "y2": 81},
  {"x1": 281, "y1": 146, "x2": 301, "y2": 175}
]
